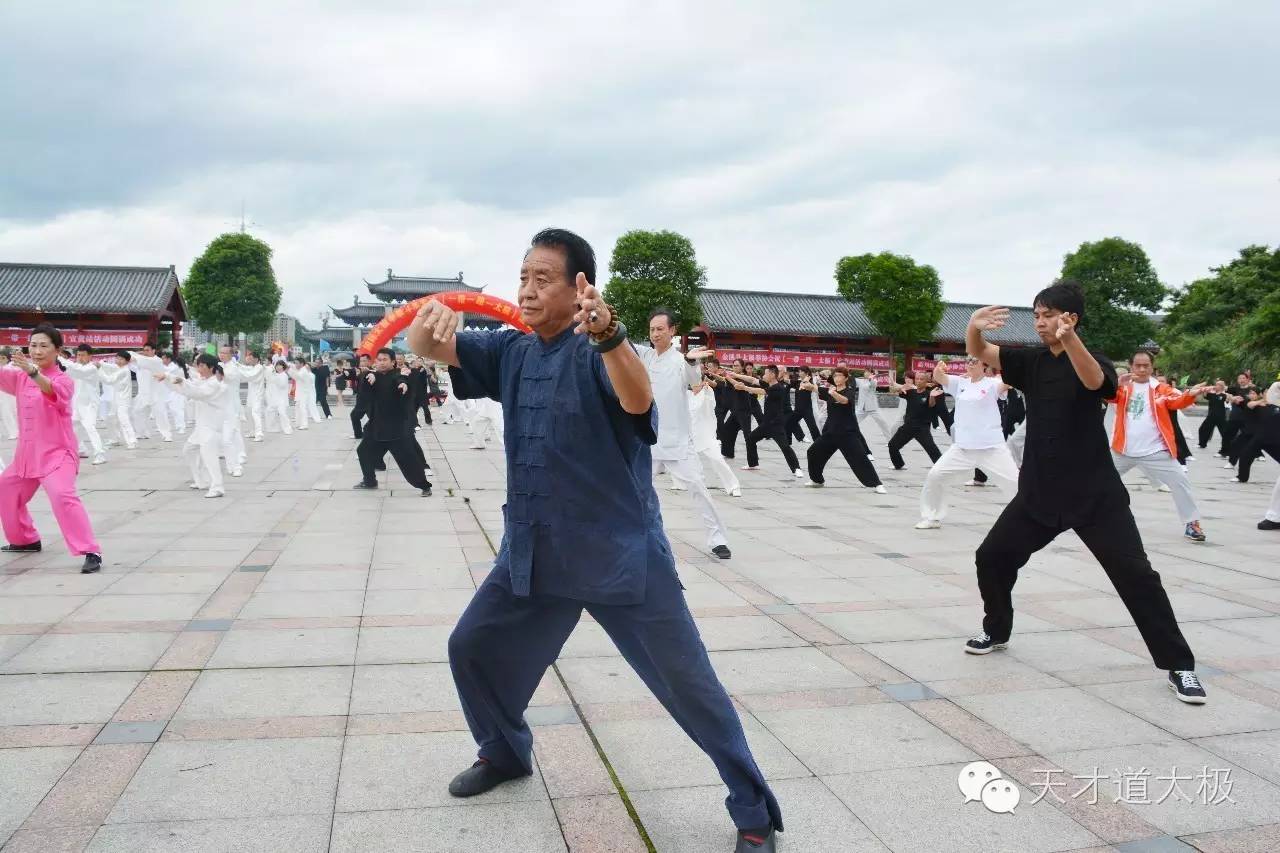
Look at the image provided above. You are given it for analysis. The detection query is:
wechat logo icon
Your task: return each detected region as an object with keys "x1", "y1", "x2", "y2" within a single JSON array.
[{"x1": 958, "y1": 761, "x2": 1020, "y2": 814}]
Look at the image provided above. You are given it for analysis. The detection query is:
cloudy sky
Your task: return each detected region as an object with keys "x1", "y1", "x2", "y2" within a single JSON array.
[{"x1": 2, "y1": 1, "x2": 1277, "y2": 326}]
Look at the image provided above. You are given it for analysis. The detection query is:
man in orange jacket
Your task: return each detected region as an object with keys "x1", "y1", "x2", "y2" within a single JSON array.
[{"x1": 1108, "y1": 351, "x2": 1209, "y2": 542}]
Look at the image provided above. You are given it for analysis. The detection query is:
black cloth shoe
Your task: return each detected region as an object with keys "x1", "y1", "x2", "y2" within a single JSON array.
[
  {"x1": 81, "y1": 553, "x2": 102, "y2": 574},
  {"x1": 712, "y1": 545, "x2": 732, "y2": 560},
  {"x1": 964, "y1": 632, "x2": 1008, "y2": 655},
  {"x1": 735, "y1": 827, "x2": 776, "y2": 852},
  {"x1": 1259, "y1": 519, "x2": 1280, "y2": 531},
  {"x1": 1169, "y1": 670, "x2": 1207, "y2": 704},
  {"x1": 420, "y1": 486, "x2": 433, "y2": 497},
  {"x1": 447, "y1": 760, "x2": 528, "y2": 797},
  {"x1": 1, "y1": 541, "x2": 42, "y2": 553},
  {"x1": 353, "y1": 480, "x2": 378, "y2": 490}
]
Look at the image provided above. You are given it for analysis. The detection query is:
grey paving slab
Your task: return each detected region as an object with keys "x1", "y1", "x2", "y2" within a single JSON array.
[
  {"x1": 330, "y1": 801, "x2": 567, "y2": 853},
  {"x1": 104, "y1": 572, "x2": 229, "y2": 595},
  {"x1": 186, "y1": 618, "x2": 233, "y2": 631},
  {"x1": 107, "y1": 737, "x2": 343, "y2": 823},
  {"x1": 0, "y1": 672, "x2": 143, "y2": 725},
  {"x1": 237, "y1": 590, "x2": 365, "y2": 619},
  {"x1": 1192, "y1": 729, "x2": 1280, "y2": 787},
  {"x1": 955, "y1": 686, "x2": 1174, "y2": 754},
  {"x1": 173, "y1": 666, "x2": 353, "y2": 719},
  {"x1": 348, "y1": 662, "x2": 462, "y2": 714},
  {"x1": 208, "y1": 627, "x2": 359, "y2": 668},
  {"x1": 93, "y1": 720, "x2": 167, "y2": 744},
  {"x1": 0, "y1": 595, "x2": 91, "y2": 624},
  {"x1": 66, "y1": 593, "x2": 209, "y2": 623},
  {"x1": 85, "y1": 815, "x2": 332, "y2": 853},
  {"x1": 1085, "y1": 680, "x2": 1280, "y2": 739},
  {"x1": 0, "y1": 746, "x2": 83, "y2": 846},
  {"x1": 0, "y1": 632, "x2": 175, "y2": 673},
  {"x1": 353, "y1": 625, "x2": 453, "y2": 664}
]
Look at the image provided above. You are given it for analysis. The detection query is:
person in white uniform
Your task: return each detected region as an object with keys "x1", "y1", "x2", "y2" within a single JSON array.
[
  {"x1": 916, "y1": 356, "x2": 1020, "y2": 529},
  {"x1": 162, "y1": 354, "x2": 186, "y2": 434},
  {"x1": 97, "y1": 352, "x2": 138, "y2": 450},
  {"x1": 217, "y1": 346, "x2": 248, "y2": 476},
  {"x1": 159, "y1": 353, "x2": 227, "y2": 498},
  {"x1": 62, "y1": 345, "x2": 108, "y2": 465},
  {"x1": 264, "y1": 361, "x2": 293, "y2": 434},
  {"x1": 690, "y1": 371, "x2": 742, "y2": 496},
  {"x1": 287, "y1": 359, "x2": 314, "y2": 430},
  {"x1": 855, "y1": 370, "x2": 894, "y2": 451},
  {"x1": 128, "y1": 343, "x2": 172, "y2": 441},
  {"x1": 240, "y1": 351, "x2": 267, "y2": 441},
  {"x1": 469, "y1": 397, "x2": 504, "y2": 449},
  {"x1": 0, "y1": 351, "x2": 18, "y2": 441},
  {"x1": 637, "y1": 310, "x2": 731, "y2": 560}
]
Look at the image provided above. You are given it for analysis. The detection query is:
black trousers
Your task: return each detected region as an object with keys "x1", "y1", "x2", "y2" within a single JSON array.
[
  {"x1": 357, "y1": 435, "x2": 431, "y2": 490},
  {"x1": 975, "y1": 492, "x2": 1195, "y2": 670},
  {"x1": 1236, "y1": 436, "x2": 1280, "y2": 483},
  {"x1": 1228, "y1": 422, "x2": 1260, "y2": 466},
  {"x1": 747, "y1": 424, "x2": 799, "y2": 472},
  {"x1": 315, "y1": 388, "x2": 332, "y2": 418},
  {"x1": 350, "y1": 399, "x2": 370, "y2": 438},
  {"x1": 887, "y1": 423, "x2": 942, "y2": 469},
  {"x1": 1198, "y1": 411, "x2": 1227, "y2": 450},
  {"x1": 1171, "y1": 413, "x2": 1191, "y2": 463},
  {"x1": 720, "y1": 410, "x2": 758, "y2": 466},
  {"x1": 806, "y1": 431, "x2": 882, "y2": 486},
  {"x1": 787, "y1": 409, "x2": 820, "y2": 443},
  {"x1": 931, "y1": 405, "x2": 953, "y2": 436}
]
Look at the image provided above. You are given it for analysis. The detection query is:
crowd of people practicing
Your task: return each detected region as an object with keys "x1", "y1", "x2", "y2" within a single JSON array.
[{"x1": 2, "y1": 229, "x2": 1279, "y2": 851}]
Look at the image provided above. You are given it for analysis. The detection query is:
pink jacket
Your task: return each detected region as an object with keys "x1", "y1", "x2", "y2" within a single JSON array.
[{"x1": 0, "y1": 365, "x2": 78, "y2": 478}]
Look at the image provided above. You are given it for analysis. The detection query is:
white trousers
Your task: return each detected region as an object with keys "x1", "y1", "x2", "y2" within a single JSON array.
[
  {"x1": 107, "y1": 398, "x2": 137, "y2": 448},
  {"x1": 266, "y1": 398, "x2": 292, "y2": 434},
  {"x1": 73, "y1": 401, "x2": 105, "y2": 457},
  {"x1": 653, "y1": 454, "x2": 729, "y2": 550},
  {"x1": 222, "y1": 418, "x2": 247, "y2": 470},
  {"x1": 694, "y1": 447, "x2": 740, "y2": 493},
  {"x1": 0, "y1": 395, "x2": 18, "y2": 440},
  {"x1": 184, "y1": 434, "x2": 224, "y2": 491},
  {"x1": 1112, "y1": 451, "x2": 1201, "y2": 524},
  {"x1": 246, "y1": 393, "x2": 265, "y2": 439},
  {"x1": 470, "y1": 410, "x2": 502, "y2": 448},
  {"x1": 920, "y1": 444, "x2": 1019, "y2": 522},
  {"x1": 1007, "y1": 421, "x2": 1027, "y2": 467},
  {"x1": 133, "y1": 395, "x2": 171, "y2": 440},
  {"x1": 857, "y1": 409, "x2": 894, "y2": 440},
  {"x1": 1266, "y1": 473, "x2": 1280, "y2": 524},
  {"x1": 306, "y1": 391, "x2": 323, "y2": 422},
  {"x1": 167, "y1": 393, "x2": 187, "y2": 433}
]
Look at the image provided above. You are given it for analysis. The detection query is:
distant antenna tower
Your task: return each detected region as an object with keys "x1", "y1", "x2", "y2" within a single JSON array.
[{"x1": 232, "y1": 200, "x2": 258, "y2": 233}]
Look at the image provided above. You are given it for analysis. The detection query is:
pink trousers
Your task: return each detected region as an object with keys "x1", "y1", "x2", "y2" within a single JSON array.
[{"x1": 0, "y1": 461, "x2": 101, "y2": 556}]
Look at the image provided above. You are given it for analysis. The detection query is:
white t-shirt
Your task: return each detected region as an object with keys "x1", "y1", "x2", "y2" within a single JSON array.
[
  {"x1": 945, "y1": 375, "x2": 1006, "y2": 449},
  {"x1": 1122, "y1": 380, "x2": 1165, "y2": 457}
]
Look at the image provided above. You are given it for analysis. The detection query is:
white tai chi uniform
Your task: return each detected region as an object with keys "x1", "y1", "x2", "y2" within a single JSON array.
[
  {"x1": 855, "y1": 375, "x2": 893, "y2": 441},
  {"x1": 163, "y1": 362, "x2": 187, "y2": 433},
  {"x1": 1110, "y1": 380, "x2": 1202, "y2": 525},
  {"x1": 97, "y1": 363, "x2": 137, "y2": 449},
  {"x1": 219, "y1": 360, "x2": 248, "y2": 473},
  {"x1": 638, "y1": 345, "x2": 729, "y2": 552},
  {"x1": 438, "y1": 370, "x2": 468, "y2": 425},
  {"x1": 469, "y1": 397, "x2": 503, "y2": 449},
  {"x1": 165, "y1": 374, "x2": 228, "y2": 496},
  {"x1": 128, "y1": 351, "x2": 172, "y2": 440},
  {"x1": 240, "y1": 364, "x2": 267, "y2": 440},
  {"x1": 287, "y1": 365, "x2": 314, "y2": 430},
  {"x1": 690, "y1": 384, "x2": 741, "y2": 495},
  {"x1": 0, "y1": 384, "x2": 17, "y2": 440},
  {"x1": 919, "y1": 374, "x2": 1019, "y2": 525},
  {"x1": 63, "y1": 360, "x2": 107, "y2": 462},
  {"x1": 264, "y1": 371, "x2": 293, "y2": 434}
]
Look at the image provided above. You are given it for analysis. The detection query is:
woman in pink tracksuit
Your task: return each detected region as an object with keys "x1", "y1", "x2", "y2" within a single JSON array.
[{"x1": 0, "y1": 324, "x2": 103, "y2": 573}]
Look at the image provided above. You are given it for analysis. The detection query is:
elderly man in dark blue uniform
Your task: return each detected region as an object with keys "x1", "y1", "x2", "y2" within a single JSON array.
[{"x1": 408, "y1": 228, "x2": 781, "y2": 852}]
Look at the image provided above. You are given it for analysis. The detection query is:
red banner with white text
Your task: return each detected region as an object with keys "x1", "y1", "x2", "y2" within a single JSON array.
[
  {"x1": 716, "y1": 348, "x2": 893, "y2": 371},
  {"x1": 0, "y1": 328, "x2": 148, "y2": 348},
  {"x1": 911, "y1": 357, "x2": 968, "y2": 376}
]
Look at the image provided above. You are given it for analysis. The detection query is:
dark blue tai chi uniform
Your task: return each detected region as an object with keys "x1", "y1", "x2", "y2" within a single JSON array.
[{"x1": 447, "y1": 326, "x2": 782, "y2": 832}]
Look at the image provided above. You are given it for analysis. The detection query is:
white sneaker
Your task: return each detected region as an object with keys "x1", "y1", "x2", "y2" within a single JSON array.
[
  {"x1": 793, "y1": 469, "x2": 806, "y2": 479},
  {"x1": 91, "y1": 454, "x2": 107, "y2": 465},
  {"x1": 1185, "y1": 455, "x2": 1196, "y2": 462},
  {"x1": 1222, "y1": 463, "x2": 1234, "y2": 469},
  {"x1": 873, "y1": 485, "x2": 887, "y2": 494},
  {"x1": 915, "y1": 519, "x2": 942, "y2": 529},
  {"x1": 1157, "y1": 484, "x2": 1172, "y2": 493},
  {"x1": 741, "y1": 465, "x2": 759, "y2": 471},
  {"x1": 668, "y1": 483, "x2": 687, "y2": 491},
  {"x1": 866, "y1": 453, "x2": 875, "y2": 461},
  {"x1": 188, "y1": 482, "x2": 202, "y2": 490},
  {"x1": 964, "y1": 479, "x2": 985, "y2": 487},
  {"x1": 727, "y1": 487, "x2": 742, "y2": 497},
  {"x1": 253, "y1": 436, "x2": 264, "y2": 442},
  {"x1": 804, "y1": 480, "x2": 823, "y2": 488},
  {"x1": 204, "y1": 488, "x2": 225, "y2": 499},
  {"x1": 230, "y1": 468, "x2": 243, "y2": 478},
  {"x1": 162, "y1": 437, "x2": 173, "y2": 443}
]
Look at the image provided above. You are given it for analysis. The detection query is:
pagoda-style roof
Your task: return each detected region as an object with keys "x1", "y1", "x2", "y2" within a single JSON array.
[
  {"x1": 364, "y1": 269, "x2": 483, "y2": 302},
  {"x1": 0, "y1": 262, "x2": 186, "y2": 319},
  {"x1": 331, "y1": 299, "x2": 390, "y2": 325}
]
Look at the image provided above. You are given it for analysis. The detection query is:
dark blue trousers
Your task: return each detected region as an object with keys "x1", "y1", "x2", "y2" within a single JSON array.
[{"x1": 449, "y1": 563, "x2": 783, "y2": 832}]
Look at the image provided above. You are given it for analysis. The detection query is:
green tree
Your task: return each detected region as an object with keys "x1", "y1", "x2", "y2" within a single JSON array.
[
  {"x1": 183, "y1": 232, "x2": 282, "y2": 337},
  {"x1": 1159, "y1": 245, "x2": 1280, "y2": 380},
  {"x1": 1060, "y1": 238, "x2": 1166, "y2": 358},
  {"x1": 603, "y1": 230, "x2": 706, "y2": 338},
  {"x1": 834, "y1": 252, "x2": 944, "y2": 368}
]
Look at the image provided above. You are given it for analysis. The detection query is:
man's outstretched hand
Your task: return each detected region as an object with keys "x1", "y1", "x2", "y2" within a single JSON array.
[
  {"x1": 969, "y1": 306, "x2": 1009, "y2": 332},
  {"x1": 573, "y1": 273, "x2": 611, "y2": 336}
]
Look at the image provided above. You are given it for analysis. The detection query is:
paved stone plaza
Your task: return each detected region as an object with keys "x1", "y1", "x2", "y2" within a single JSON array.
[{"x1": 1, "y1": 411, "x2": 1279, "y2": 853}]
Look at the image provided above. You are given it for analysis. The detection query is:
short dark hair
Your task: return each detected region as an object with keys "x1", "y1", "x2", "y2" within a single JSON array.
[
  {"x1": 213, "y1": 363, "x2": 225, "y2": 377},
  {"x1": 530, "y1": 228, "x2": 596, "y2": 286},
  {"x1": 31, "y1": 323, "x2": 63, "y2": 349},
  {"x1": 832, "y1": 367, "x2": 849, "y2": 380},
  {"x1": 763, "y1": 365, "x2": 779, "y2": 378},
  {"x1": 1131, "y1": 350, "x2": 1155, "y2": 365},
  {"x1": 115, "y1": 350, "x2": 131, "y2": 361},
  {"x1": 142, "y1": 340, "x2": 157, "y2": 350},
  {"x1": 376, "y1": 347, "x2": 395, "y2": 360},
  {"x1": 76, "y1": 343, "x2": 93, "y2": 354},
  {"x1": 195, "y1": 353, "x2": 217, "y2": 370},
  {"x1": 1032, "y1": 278, "x2": 1086, "y2": 322},
  {"x1": 648, "y1": 308, "x2": 677, "y2": 328}
]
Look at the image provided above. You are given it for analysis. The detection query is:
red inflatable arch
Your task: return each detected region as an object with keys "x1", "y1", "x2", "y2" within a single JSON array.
[{"x1": 356, "y1": 291, "x2": 530, "y2": 356}]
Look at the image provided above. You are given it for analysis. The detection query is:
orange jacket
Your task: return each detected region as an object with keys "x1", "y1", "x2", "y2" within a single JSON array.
[{"x1": 1107, "y1": 381, "x2": 1196, "y2": 456}]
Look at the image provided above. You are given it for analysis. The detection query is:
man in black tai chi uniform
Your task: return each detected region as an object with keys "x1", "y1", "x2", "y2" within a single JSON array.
[
  {"x1": 964, "y1": 279, "x2": 1206, "y2": 704},
  {"x1": 352, "y1": 347, "x2": 432, "y2": 496}
]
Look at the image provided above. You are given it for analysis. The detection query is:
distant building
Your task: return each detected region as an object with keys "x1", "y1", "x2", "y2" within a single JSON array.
[{"x1": 269, "y1": 313, "x2": 298, "y2": 346}]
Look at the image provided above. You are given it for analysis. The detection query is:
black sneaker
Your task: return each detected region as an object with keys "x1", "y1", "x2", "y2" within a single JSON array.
[
  {"x1": 1, "y1": 541, "x2": 42, "y2": 553},
  {"x1": 1259, "y1": 519, "x2": 1280, "y2": 531},
  {"x1": 1169, "y1": 670, "x2": 1207, "y2": 704},
  {"x1": 712, "y1": 545, "x2": 731, "y2": 560},
  {"x1": 964, "y1": 632, "x2": 1008, "y2": 655},
  {"x1": 735, "y1": 826, "x2": 776, "y2": 852},
  {"x1": 420, "y1": 486, "x2": 433, "y2": 497},
  {"x1": 447, "y1": 759, "x2": 529, "y2": 797},
  {"x1": 81, "y1": 553, "x2": 103, "y2": 574},
  {"x1": 353, "y1": 480, "x2": 378, "y2": 490}
]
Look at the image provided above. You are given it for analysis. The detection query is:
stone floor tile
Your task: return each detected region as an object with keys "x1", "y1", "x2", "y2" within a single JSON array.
[
  {"x1": 1, "y1": 632, "x2": 175, "y2": 674},
  {"x1": 173, "y1": 666, "x2": 352, "y2": 719},
  {"x1": 955, "y1": 687, "x2": 1172, "y2": 754},
  {"x1": 206, "y1": 627, "x2": 358, "y2": 668},
  {"x1": 551, "y1": 794, "x2": 647, "y2": 853},
  {"x1": 353, "y1": 625, "x2": 452, "y2": 664},
  {"x1": 330, "y1": 801, "x2": 566, "y2": 853},
  {"x1": 1084, "y1": 680, "x2": 1280, "y2": 739},
  {"x1": 0, "y1": 747, "x2": 83, "y2": 845},
  {"x1": 1177, "y1": 823, "x2": 1280, "y2": 853},
  {"x1": 1194, "y1": 729, "x2": 1280, "y2": 786},
  {"x1": 0, "y1": 673, "x2": 143, "y2": 726},
  {"x1": 1, "y1": 825, "x2": 97, "y2": 853},
  {"x1": 64, "y1": 594, "x2": 208, "y2": 623},
  {"x1": 85, "y1": 814, "x2": 331, "y2": 852},
  {"x1": 236, "y1": 590, "x2": 365, "y2": 619},
  {"x1": 19, "y1": 743, "x2": 150, "y2": 829}
]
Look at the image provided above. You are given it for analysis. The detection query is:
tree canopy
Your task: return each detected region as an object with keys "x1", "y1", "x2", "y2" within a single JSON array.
[
  {"x1": 1060, "y1": 237, "x2": 1166, "y2": 359},
  {"x1": 603, "y1": 229, "x2": 706, "y2": 338},
  {"x1": 1158, "y1": 245, "x2": 1280, "y2": 381},
  {"x1": 183, "y1": 232, "x2": 282, "y2": 337},
  {"x1": 834, "y1": 252, "x2": 944, "y2": 364}
]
